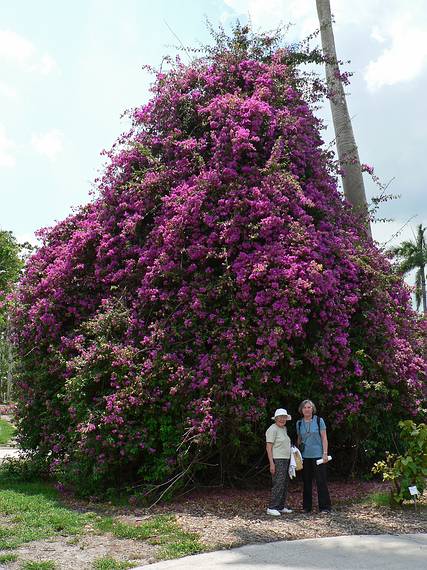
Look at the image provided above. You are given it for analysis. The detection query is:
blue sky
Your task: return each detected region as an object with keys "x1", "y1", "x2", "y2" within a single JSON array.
[{"x1": 1, "y1": 0, "x2": 426, "y2": 266}]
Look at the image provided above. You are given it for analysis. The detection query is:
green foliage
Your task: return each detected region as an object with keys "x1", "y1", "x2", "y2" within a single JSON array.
[
  {"x1": 0, "y1": 230, "x2": 32, "y2": 401},
  {"x1": 0, "y1": 230, "x2": 32, "y2": 324},
  {"x1": 372, "y1": 420, "x2": 427, "y2": 505},
  {"x1": 0, "y1": 418, "x2": 16, "y2": 445},
  {"x1": 0, "y1": 231, "x2": 23, "y2": 303},
  {"x1": 203, "y1": 21, "x2": 324, "y2": 66},
  {"x1": 0, "y1": 454, "x2": 50, "y2": 482}
]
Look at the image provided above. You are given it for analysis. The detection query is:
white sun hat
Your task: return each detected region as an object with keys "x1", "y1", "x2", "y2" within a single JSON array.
[{"x1": 271, "y1": 408, "x2": 292, "y2": 420}]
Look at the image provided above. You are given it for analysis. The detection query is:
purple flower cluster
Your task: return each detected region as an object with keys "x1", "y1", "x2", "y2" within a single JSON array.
[{"x1": 11, "y1": 47, "x2": 426, "y2": 492}]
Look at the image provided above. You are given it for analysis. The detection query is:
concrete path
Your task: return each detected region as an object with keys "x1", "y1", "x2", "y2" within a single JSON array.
[
  {"x1": 135, "y1": 533, "x2": 427, "y2": 569},
  {"x1": 0, "y1": 446, "x2": 20, "y2": 460}
]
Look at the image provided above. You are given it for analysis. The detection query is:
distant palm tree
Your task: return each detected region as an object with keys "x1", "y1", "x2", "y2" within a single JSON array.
[{"x1": 390, "y1": 224, "x2": 427, "y2": 314}]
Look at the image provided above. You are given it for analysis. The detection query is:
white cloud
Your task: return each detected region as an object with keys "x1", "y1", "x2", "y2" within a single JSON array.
[
  {"x1": 223, "y1": 1, "x2": 427, "y2": 90},
  {"x1": 0, "y1": 29, "x2": 57, "y2": 75},
  {"x1": 31, "y1": 129, "x2": 64, "y2": 161},
  {"x1": 0, "y1": 29, "x2": 34, "y2": 63},
  {"x1": 0, "y1": 124, "x2": 17, "y2": 167},
  {"x1": 223, "y1": 0, "x2": 317, "y2": 38},
  {"x1": 365, "y1": 9, "x2": 427, "y2": 91},
  {"x1": 370, "y1": 26, "x2": 386, "y2": 44},
  {"x1": 0, "y1": 82, "x2": 17, "y2": 98},
  {"x1": 16, "y1": 232, "x2": 40, "y2": 247},
  {"x1": 31, "y1": 53, "x2": 57, "y2": 75}
]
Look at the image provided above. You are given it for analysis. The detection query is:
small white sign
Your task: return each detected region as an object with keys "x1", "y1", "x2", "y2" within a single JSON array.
[{"x1": 408, "y1": 485, "x2": 419, "y2": 496}]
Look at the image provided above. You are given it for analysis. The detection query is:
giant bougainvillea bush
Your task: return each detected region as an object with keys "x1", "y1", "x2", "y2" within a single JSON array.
[{"x1": 12, "y1": 29, "x2": 426, "y2": 495}]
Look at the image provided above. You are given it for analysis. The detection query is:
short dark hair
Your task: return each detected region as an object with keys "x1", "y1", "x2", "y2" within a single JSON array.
[{"x1": 298, "y1": 399, "x2": 317, "y2": 415}]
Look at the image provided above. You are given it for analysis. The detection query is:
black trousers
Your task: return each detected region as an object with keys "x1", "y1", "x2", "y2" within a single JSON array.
[{"x1": 302, "y1": 458, "x2": 331, "y2": 511}]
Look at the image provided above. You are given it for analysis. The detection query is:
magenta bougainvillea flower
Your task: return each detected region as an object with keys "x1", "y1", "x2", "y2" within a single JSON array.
[{"x1": 12, "y1": 33, "x2": 426, "y2": 494}]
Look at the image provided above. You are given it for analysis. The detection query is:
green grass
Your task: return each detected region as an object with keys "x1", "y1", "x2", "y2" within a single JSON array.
[
  {"x1": 95, "y1": 515, "x2": 204, "y2": 559},
  {"x1": 0, "y1": 470, "x2": 205, "y2": 560},
  {"x1": 92, "y1": 557, "x2": 137, "y2": 570},
  {"x1": 367, "y1": 491, "x2": 392, "y2": 507},
  {"x1": 21, "y1": 562, "x2": 56, "y2": 570},
  {"x1": 0, "y1": 419, "x2": 16, "y2": 446},
  {"x1": 0, "y1": 475, "x2": 98, "y2": 550},
  {"x1": 0, "y1": 552, "x2": 18, "y2": 563}
]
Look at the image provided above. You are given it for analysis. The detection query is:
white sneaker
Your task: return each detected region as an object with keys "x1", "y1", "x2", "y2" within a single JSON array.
[
  {"x1": 280, "y1": 507, "x2": 293, "y2": 514},
  {"x1": 266, "y1": 508, "x2": 281, "y2": 516}
]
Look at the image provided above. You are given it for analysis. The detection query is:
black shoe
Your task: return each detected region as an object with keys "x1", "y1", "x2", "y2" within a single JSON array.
[
  {"x1": 320, "y1": 509, "x2": 331, "y2": 514},
  {"x1": 303, "y1": 509, "x2": 311, "y2": 513}
]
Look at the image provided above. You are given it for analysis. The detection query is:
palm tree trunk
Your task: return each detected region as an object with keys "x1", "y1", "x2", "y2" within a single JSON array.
[{"x1": 316, "y1": 0, "x2": 372, "y2": 237}]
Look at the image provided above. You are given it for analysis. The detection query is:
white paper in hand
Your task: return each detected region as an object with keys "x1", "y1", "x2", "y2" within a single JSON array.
[{"x1": 316, "y1": 455, "x2": 332, "y2": 465}]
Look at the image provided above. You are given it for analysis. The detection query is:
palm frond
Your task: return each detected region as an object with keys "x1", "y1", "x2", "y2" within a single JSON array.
[
  {"x1": 389, "y1": 225, "x2": 427, "y2": 277},
  {"x1": 389, "y1": 241, "x2": 417, "y2": 258},
  {"x1": 397, "y1": 256, "x2": 418, "y2": 275}
]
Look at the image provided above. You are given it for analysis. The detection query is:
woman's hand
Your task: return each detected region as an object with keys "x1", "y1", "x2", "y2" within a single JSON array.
[
  {"x1": 266, "y1": 443, "x2": 275, "y2": 475},
  {"x1": 322, "y1": 453, "x2": 329, "y2": 463}
]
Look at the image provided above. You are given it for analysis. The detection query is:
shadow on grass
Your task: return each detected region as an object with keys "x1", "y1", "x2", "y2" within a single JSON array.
[{"x1": 0, "y1": 470, "x2": 205, "y2": 559}]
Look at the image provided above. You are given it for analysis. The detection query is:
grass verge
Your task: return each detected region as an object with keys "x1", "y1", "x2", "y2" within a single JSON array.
[
  {"x1": 92, "y1": 557, "x2": 137, "y2": 569},
  {"x1": 21, "y1": 562, "x2": 57, "y2": 570},
  {"x1": 96, "y1": 515, "x2": 204, "y2": 559},
  {"x1": 0, "y1": 476, "x2": 96, "y2": 549},
  {"x1": 0, "y1": 552, "x2": 18, "y2": 563},
  {"x1": 0, "y1": 469, "x2": 204, "y2": 561},
  {"x1": 0, "y1": 419, "x2": 16, "y2": 446}
]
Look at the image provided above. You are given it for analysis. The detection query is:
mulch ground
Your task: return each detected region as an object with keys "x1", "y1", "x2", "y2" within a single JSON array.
[
  {"x1": 146, "y1": 479, "x2": 427, "y2": 549},
  {"x1": 3, "y1": 479, "x2": 427, "y2": 569}
]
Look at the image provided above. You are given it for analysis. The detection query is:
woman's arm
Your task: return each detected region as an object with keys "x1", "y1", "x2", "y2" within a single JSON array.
[
  {"x1": 320, "y1": 430, "x2": 329, "y2": 462},
  {"x1": 266, "y1": 442, "x2": 275, "y2": 475}
]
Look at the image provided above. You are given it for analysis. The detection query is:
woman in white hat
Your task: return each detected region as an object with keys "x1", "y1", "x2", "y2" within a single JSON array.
[{"x1": 265, "y1": 408, "x2": 293, "y2": 516}]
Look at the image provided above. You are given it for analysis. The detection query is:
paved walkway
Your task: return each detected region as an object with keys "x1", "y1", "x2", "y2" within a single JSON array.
[
  {"x1": 0, "y1": 446, "x2": 20, "y2": 460},
  {"x1": 135, "y1": 533, "x2": 427, "y2": 569}
]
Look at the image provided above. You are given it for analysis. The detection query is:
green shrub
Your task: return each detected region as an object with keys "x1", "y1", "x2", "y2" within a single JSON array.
[
  {"x1": 0, "y1": 453, "x2": 50, "y2": 482},
  {"x1": 372, "y1": 420, "x2": 427, "y2": 505},
  {"x1": 12, "y1": 25, "x2": 426, "y2": 496}
]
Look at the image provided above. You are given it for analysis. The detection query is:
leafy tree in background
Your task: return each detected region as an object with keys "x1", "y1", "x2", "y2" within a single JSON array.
[
  {"x1": 0, "y1": 230, "x2": 23, "y2": 318},
  {"x1": 390, "y1": 224, "x2": 427, "y2": 314},
  {"x1": 0, "y1": 230, "x2": 26, "y2": 401},
  {"x1": 11, "y1": 26, "x2": 426, "y2": 497}
]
